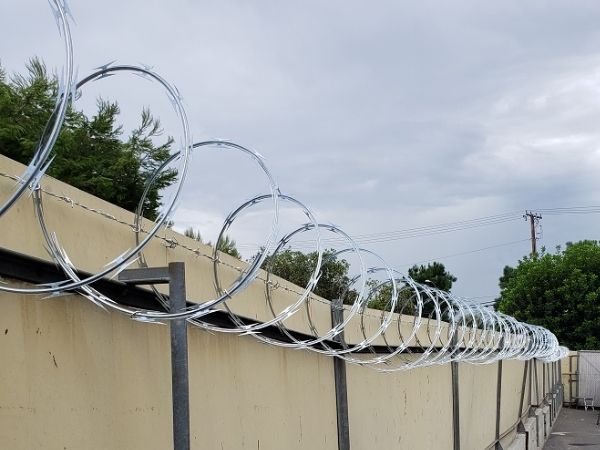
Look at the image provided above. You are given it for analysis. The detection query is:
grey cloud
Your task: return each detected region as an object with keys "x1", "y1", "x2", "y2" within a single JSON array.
[{"x1": 4, "y1": 0, "x2": 600, "y2": 298}]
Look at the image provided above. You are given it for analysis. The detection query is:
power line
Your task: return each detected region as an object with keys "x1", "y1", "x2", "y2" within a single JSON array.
[
  {"x1": 291, "y1": 211, "x2": 523, "y2": 247},
  {"x1": 538, "y1": 205, "x2": 600, "y2": 215},
  {"x1": 237, "y1": 203, "x2": 600, "y2": 251},
  {"x1": 398, "y1": 238, "x2": 531, "y2": 267},
  {"x1": 293, "y1": 203, "x2": 600, "y2": 248},
  {"x1": 324, "y1": 211, "x2": 521, "y2": 239}
]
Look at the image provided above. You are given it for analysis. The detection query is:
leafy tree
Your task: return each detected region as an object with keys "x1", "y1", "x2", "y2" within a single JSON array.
[
  {"x1": 497, "y1": 240, "x2": 600, "y2": 350},
  {"x1": 408, "y1": 262, "x2": 457, "y2": 292},
  {"x1": 262, "y1": 249, "x2": 454, "y2": 310},
  {"x1": 498, "y1": 265, "x2": 516, "y2": 290},
  {"x1": 366, "y1": 281, "x2": 414, "y2": 314},
  {"x1": 262, "y1": 249, "x2": 357, "y2": 303},
  {"x1": 365, "y1": 262, "x2": 455, "y2": 314},
  {"x1": 0, "y1": 58, "x2": 175, "y2": 220}
]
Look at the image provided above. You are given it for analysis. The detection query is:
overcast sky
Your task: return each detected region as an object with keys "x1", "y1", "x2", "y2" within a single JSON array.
[{"x1": 4, "y1": 0, "x2": 600, "y2": 300}]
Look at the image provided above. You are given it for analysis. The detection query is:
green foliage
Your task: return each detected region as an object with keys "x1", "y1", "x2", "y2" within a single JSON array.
[
  {"x1": 0, "y1": 58, "x2": 175, "y2": 220},
  {"x1": 183, "y1": 227, "x2": 241, "y2": 259},
  {"x1": 498, "y1": 265, "x2": 516, "y2": 290},
  {"x1": 262, "y1": 249, "x2": 357, "y2": 303},
  {"x1": 365, "y1": 262, "x2": 455, "y2": 314},
  {"x1": 366, "y1": 281, "x2": 415, "y2": 315},
  {"x1": 184, "y1": 227, "x2": 203, "y2": 242},
  {"x1": 262, "y1": 249, "x2": 453, "y2": 311},
  {"x1": 217, "y1": 235, "x2": 241, "y2": 259},
  {"x1": 407, "y1": 261, "x2": 457, "y2": 292},
  {"x1": 366, "y1": 281, "x2": 392, "y2": 311},
  {"x1": 497, "y1": 240, "x2": 600, "y2": 350}
]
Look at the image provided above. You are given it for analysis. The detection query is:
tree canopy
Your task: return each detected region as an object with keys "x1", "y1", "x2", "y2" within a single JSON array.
[
  {"x1": 407, "y1": 262, "x2": 457, "y2": 291},
  {"x1": 262, "y1": 249, "x2": 454, "y2": 309},
  {"x1": 261, "y1": 249, "x2": 357, "y2": 304},
  {"x1": 366, "y1": 262, "x2": 457, "y2": 313},
  {"x1": 497, "y1": 240, "x2": 600, "y2": 350},
  {"x1": 0, "y1": 59, "x2": 175, "y2": 220}
]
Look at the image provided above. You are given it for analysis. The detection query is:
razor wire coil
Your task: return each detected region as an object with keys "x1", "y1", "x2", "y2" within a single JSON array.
[{"x1": 0, "y1": 0, "x2": 569, "y2": 370}]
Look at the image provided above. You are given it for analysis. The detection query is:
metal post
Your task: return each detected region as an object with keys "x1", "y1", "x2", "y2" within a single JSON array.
[
  {"x1": 552, "y1": 361, "x2": 560, "y2": 420},
  {"x1": 331, "y1": 298, "x2": 350, "y2": 450},
  {"x1": 542, "y1": 363, "x2": 546, "y2": 404},
  {"x1": 575, "y1": 353, "x2": 580, "y2": 405},
  {"x1": 532, "y1": 360, "x2": 540, "y2": 448},
  {"x1": 118, "y1": 263, "x2": 190, "y2": 450},
  {"x1": 548, "y1": 361, "x2": 556, "y2": 424},
  {"x1": 569, "y1": 354, "x2": 573, "y2": 406},
  {"x1": 518, "y1": 360, "x2": 529, "y2": 419},
  {"x1": 494, "y1": 355, "x2": 503, "y2": 449},
  {"x1": 552, "y1": 362, "x2": 557, "y2": 421},
  {"x1": 557, "y1": 361, "x2": 561, "y2": 418},
  {"x1": 517, "y1": 360, "x2": 529, "y2": 438},
  {"x1": 553, "y1": 362, "x2": 557, "y2": 420},
  {"x1": 451, "y1": 333, "x2": 460, "y2": 450},
  {"x1": 169, "y1": 262, "x2": 190, "y2": 450},
  {"x1": 527, "y1": 359, "x2": 533, "y2": 416},
  {"x1": 533, "y1": 360, "x2": 539, "y2": 406}
]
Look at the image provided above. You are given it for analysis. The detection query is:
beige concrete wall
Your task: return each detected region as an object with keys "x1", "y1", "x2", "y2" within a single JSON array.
[
  {"x1": 499, "y1": 359, "x2": 526, "y2": 447},
  {"x1": 1, "y1": 283, "x2": 562, "y2": 450},
  {"x1": 0, "y1": 283, "x2": 338, "y2": 450},
  {"x1": 346, "y1": 359, "x2": 453, "y2": 450},
  {"x1": 459, "y1": 362, "x2": 498, "y2": 449},
  {"x1": 0, "y1": 155, "x2": 564, "y2": 449}
]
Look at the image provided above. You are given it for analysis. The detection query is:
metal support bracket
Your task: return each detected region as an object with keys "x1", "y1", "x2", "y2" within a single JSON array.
[
  {"x1": 119, "y1": 262, "x2": 190, "y2": 450},
  {"x1": 451, "y1": 334, "x2": 460, "y2": 450},
  {"x1": 495, "y1": 358, "x2": 504, "y2": 450},
  {"x1": 331, "y1": 298, "x2": 350, "y2": 450}
]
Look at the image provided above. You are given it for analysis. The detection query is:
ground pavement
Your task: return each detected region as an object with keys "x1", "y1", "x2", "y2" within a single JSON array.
[{"x1": 544, "y1": 407, "x2": 600, "y2": 449}]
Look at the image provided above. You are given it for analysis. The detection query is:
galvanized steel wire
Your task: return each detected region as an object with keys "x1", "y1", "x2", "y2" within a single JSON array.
[{"x1": 0, "y1": 0, "x2": 568, "y2": 369}]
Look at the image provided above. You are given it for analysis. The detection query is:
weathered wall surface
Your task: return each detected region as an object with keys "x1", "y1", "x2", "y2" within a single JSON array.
[
  {"x1": 0, "y1": 286, "x2": 563, "y2": 450},
  {"x1": 346, "y1": 359, "x2": 453, "y2": 449},
  {"x1": 0, "y1": 284, "x2": 338, "y2": 450},
  {"x1": 0, "y1": 155, "x2": 563, "y2": 449},
  {"x1": 459, "y1": 362, "x2": 498, "y2": 449}
]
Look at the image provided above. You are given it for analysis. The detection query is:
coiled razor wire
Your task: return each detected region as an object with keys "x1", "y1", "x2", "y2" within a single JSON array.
[
  {"x1": 0, "y1": 0, "x2": 569, "y2": 369},
  {"x1": 0, "y1": 0, "x2": 73, "y2": 217}
]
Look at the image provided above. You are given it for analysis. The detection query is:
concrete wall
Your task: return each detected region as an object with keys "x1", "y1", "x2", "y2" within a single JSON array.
[
  {"x1": 0, "y1": 283, "x2": 338, "y2": 450},
  {"x1": 0, "y1": 155, "x2": 563, "y2": 449},
  {"x1": 0, "y1": 284, "x2": 564, "y2": 450}
]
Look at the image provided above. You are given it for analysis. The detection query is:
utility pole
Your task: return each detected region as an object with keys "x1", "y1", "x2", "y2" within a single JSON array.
[{"x1": 523, "y1": 211, "x2": 542, "y2": 256}]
